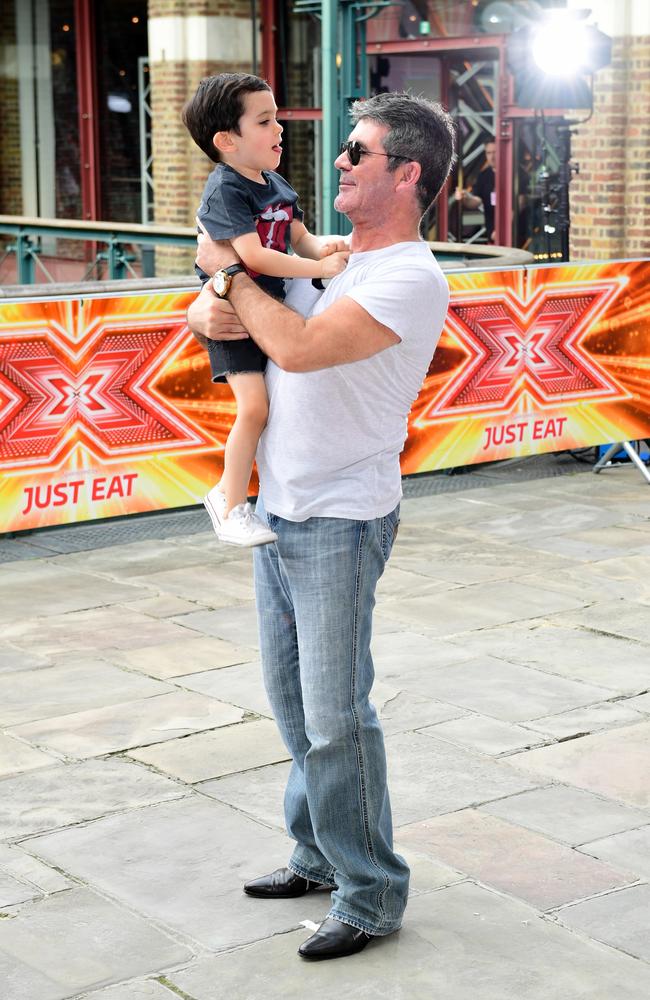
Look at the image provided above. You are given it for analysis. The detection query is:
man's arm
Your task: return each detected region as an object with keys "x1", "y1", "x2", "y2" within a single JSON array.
[
  {"x1": 193, "y1": 233, "x2": 398, "y2": 372},
  {"x1": 228, "y1": 271, "x2": 398, "y2": 372}
]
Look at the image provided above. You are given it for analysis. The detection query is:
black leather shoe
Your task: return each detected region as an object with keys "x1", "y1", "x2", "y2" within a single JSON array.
[
  {"x1": 243, "y1": 867, "x2": 329, "y2": 899},
  {"x1": 298, "y1": 917, "x2": 373, "y2": 960}
]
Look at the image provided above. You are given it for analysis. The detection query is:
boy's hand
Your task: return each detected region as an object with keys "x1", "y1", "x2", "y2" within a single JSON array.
[
  {"x1": 319, "y1": 237, "x2": 350, "y2": 258},
  {"x1": 320, "y1": 250, "x2": 349, "y2": 279}
]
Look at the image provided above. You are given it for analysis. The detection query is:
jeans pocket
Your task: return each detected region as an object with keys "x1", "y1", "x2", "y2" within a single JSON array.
[{"x1": 380, "y1": 505, "x2": 400, "y2": 561}]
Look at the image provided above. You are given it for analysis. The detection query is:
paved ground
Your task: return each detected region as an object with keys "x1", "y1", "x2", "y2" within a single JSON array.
[{"x1": 1, "y1": 459, "x2": 649, "y2": 1000}]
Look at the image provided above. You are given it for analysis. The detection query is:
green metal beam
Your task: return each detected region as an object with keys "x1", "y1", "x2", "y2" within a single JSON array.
[{"x1": 321, "y1": 0, "x2": 339, "y2": 235}]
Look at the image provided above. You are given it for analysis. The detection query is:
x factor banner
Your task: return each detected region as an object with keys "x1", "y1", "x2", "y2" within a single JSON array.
[{"x1": 1, "y1": 258, "x2": 649, "y2": 533}]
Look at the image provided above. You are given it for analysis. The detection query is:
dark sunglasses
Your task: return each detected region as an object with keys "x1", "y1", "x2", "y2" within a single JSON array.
[{"x1": 339, "y1": 140, "x2": 410, "y2": 166}]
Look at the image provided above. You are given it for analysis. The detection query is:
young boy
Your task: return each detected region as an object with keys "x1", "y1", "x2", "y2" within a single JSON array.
[{"x1": 182, "y1": 73, "x2": 348, "y2": 547}]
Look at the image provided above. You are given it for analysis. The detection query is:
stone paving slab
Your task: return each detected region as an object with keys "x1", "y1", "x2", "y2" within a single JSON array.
[
  {"x1": 0, "y1": 563, "x2": 142, "y2": 625},
  {"x1": 511, "y1": 720, "x2": 650, "y2": 808},
  {"x1": 51, "y1": 538, "x2": 219, "y2": 579},
  {"x1": 554, "y1": 884, "x2": 650, "y2": 963},
  {"x1": 516, "y1": 553, "x2": 650, "y2": 604},
  {"x1": 626, "y1": 692, "x2": 650, "y2": 713},
  {"x1": 9, "y1": 691, "x2": 244, "y2": 759},
  {"x1": 372, "y1": 683, "x2": 467, "y2": 736},
  {"x1": 118, "y1": 595, "x2": 202, "y2": 619},
  {"x1": 444, "y1": 619, "x2": 650, "y2": 693},
  {"x1": 389, "y1": 537, "x2": 570, "y2": 586},
  {"x1": 579, "y1": 825, "x2": 650, "y2": 879},
  {"x1": 177, "y1": 660, "x2": 271, "y2": 716},
  {"x1": 392, "y1": 656, "x2": 611, "y2": 723},
  {"x1": 171, "y1": 603, "x2": 260, "y2": 647},
  {"x1": 566, "y1": 554, "x2": 650, "y2": 603},
  {"x1": 375, "y1": 578, "x2": 589, "y2": 635},
  {"x1": 0, "y1": 888, "x2": 192, "y2": 1000},
  {"x1": 451, "y1": 502, "x2": 625, "y2": 545},
  {"x1": 3, "y1": 607, "x2": 196, "y2": 657},
  {"x1": 0, "y1": 646, "x2": 50, "y2": 676},
  {"x1": 0, "y1": 845, "x2": 72, "y2": 894},
  {"x1": 0, "y1": 661, "x2": 171, "y2": 729},
  {"x1": 111, "y1": 636, "x2": 256, "y2": 679},
  {"x1": 80, "y1": 983, "x2": 178, "y2": 1000},
  {"x1": 480, "y1": 786, "x2": 650, "y2": 847},
  {"x1": 371, "y1": 630, "x2": 476, "y2": 684},
  {"x1": 0, "y1": 758, "x2": 185, "y2": 840},
  {"x1": 128, "y1": 718, "x2": 290, "y2": 782},
  {"x1": 419, "y1": 714, "x2": 548, "y2": 755},
  {"x1": 198, "y1": 761, "x2": 290, "y2": 829},
  {"x1": 23, "y1": 797, "x2": 330, "y2": 952},
  {"x1": 396, "y1": 810, "x2": 636, "y2": 910},
  {"x1": 128, "y1": 561, "x2": 255, "y2": 606},
  {"x1": 528, "y1": 701, "x2": 645, "y2": 739},
  {"x1": 167, "y1": 881, "x2": 650, "y2": 1000},
  {"x1": 386, "y1": 732, "x2": 541, "y2": 826},
  {"x1": 0, "y1": 734, "x2": 57, "y2": 777},
  {"x1": 526, "y1": 526, "x2": 650, "y2": 562},
  {"x1": 375, "y1": 566, "x2": 454, "y2": 603},
  {"x1": 399, "y1": 849, "x2": 464, "y2": 895},
  {"x1": 0, "y1": 871, "x2": 41, "y2": 907},
  {"x1": 551, "y1": 599, "x2": 650, "y2": 647}
]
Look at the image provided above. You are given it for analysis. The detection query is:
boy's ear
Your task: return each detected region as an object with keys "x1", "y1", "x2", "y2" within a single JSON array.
[{"x1": 213, "y1": 130, "x2": 235, "y2": 155}]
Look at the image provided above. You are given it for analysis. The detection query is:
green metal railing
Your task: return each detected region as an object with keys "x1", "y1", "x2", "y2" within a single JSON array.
[{"x1": 0, "y1": 216, "x2": 197, "y2": 284}]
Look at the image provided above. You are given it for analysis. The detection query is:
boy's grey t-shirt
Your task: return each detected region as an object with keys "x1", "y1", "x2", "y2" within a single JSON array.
[
  {"x1": 256, "y1": 241, "x2": 449, "y2": 521},
  {"x1": 195, "y1": 163, "x2": 303, "y2": 298}
]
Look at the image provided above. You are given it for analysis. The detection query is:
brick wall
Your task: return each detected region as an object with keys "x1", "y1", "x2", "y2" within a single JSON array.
[
  {"x1": 623, "y1": 37, "x2": 650, "y2": 256},
  {"x1": 570, "y1": 36, "x2": 650, "y2": 260},
  {"x1": 0, "y1": 3, "x2": 22, "y2": 216}
]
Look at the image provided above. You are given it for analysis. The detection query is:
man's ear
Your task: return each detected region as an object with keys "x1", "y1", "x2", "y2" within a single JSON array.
[
  {"x1": 395, "y1": 160, "x2": 422, "y2": 195},
  {"x1": 213, "y1": 130, "x2": 235, "y2": 155}
]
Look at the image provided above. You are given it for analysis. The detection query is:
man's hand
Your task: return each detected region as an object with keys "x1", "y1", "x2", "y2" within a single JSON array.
[
  {"x1": 195, "y1": 217, "x2": 241, "y2": 276},
  {"x1": 186, "y1": 282, "x2": 249, "y2": 347}
]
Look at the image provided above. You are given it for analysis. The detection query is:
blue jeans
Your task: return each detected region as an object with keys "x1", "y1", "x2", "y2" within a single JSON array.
[{"x1": 253, "y1": 496, "x2": 409, "y2": 936}]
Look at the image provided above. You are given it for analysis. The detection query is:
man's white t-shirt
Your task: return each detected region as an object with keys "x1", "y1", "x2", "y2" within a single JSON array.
[{"x1": 256, "y1": 241, "x2": 449, "y2": 521}]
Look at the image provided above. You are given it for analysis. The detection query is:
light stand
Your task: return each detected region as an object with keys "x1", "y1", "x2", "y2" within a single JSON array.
[{"x1": 593, "y1": 442, "x2": 650, "y2": 485}]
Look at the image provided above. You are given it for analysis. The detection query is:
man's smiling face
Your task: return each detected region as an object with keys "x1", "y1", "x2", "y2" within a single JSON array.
[{"x1": 334, "y1": 120, "x2": 401, "y2": 220}]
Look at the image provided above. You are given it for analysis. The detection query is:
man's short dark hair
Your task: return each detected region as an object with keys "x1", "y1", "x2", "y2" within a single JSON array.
[
  {"x1": 350, "y1": 92, "x2": 456, "y2": 215},
  {"x1": 182, "y1": 73, "x2": 271, "y2": 164}
]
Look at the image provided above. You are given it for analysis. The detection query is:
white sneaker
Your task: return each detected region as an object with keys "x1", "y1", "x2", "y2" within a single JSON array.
[
  {"x1": 217, "y1": 503, "x2": 278, "y2": 547},
  {"x1": 203, "y1": 485, "x2": 227, "y2": 536}
]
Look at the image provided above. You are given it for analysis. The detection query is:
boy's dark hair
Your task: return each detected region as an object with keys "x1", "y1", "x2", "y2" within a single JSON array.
[{"x1": 182, "y1": 73, "x2": 271, "y2": 164}]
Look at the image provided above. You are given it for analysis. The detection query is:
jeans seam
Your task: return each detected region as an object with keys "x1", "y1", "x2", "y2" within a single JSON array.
[
  {"x1": 350, "y1": 519, "x2": 390, "y2": 923},
  {"x1": 288, "y1": 860, "x2": 337, "y2": 887},
  {"x1": 328, "y1": 907, "x2": 400, "y2": 936}
]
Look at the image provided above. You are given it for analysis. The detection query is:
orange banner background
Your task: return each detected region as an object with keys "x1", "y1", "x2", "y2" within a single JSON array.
[{"x1": 1, "y1": 259, "x2": 649, "y2": 533}]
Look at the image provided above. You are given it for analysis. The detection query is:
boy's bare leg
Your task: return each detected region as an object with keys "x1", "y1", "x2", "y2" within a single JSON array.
[{"x1": 221, "y1": 372, "x2": 269, "y2": 515}]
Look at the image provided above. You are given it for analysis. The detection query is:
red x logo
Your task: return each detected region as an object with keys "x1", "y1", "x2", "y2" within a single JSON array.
[{"x1": 425, "y1": 274, "x2": 626, "y2": 418}]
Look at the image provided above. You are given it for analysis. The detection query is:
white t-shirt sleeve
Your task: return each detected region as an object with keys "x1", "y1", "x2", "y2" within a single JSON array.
[{"x1": 342, "y1": 257, "x2": 448, "y2": 344}]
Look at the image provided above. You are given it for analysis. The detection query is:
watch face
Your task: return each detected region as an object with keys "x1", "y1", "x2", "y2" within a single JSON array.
[{"x1": 212, "y1": 271, "x2": 228, "y2": 296}]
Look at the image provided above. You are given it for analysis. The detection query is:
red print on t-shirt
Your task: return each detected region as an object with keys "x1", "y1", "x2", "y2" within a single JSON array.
[{"x1": 259, "y1": 203, "x2": 293, "y2": 246}]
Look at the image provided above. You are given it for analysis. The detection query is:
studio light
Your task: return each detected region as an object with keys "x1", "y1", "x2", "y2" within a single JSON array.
[
  {"x1": 531, "y1": 13, "x2": 592, "y2": 77},
  {"x1": 507, "y1": 8, "x2": 612, "y2": 109}
]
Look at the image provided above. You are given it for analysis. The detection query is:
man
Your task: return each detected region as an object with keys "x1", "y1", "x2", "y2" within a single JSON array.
[
  {"x1": 188, "y1": 91, "x2": 455, "y2": 961},
  {"x1": 455, "y1": 138, "x2": 496, "y2": 242}
]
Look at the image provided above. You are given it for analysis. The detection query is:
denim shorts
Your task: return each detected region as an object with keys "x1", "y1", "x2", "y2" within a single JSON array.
[{"x1": 207, "y1": 337, "x2": 267, "y2": 384}]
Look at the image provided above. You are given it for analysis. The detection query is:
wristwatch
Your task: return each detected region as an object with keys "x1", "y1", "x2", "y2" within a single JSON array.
[{"x1": 212, "y1": 263, "x2": 246, "y2": 298}]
